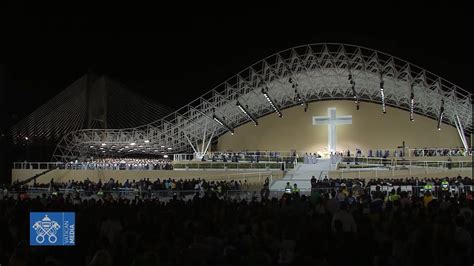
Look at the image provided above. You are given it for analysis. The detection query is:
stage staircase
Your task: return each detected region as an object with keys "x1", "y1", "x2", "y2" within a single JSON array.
[{"x1": 270, "y1": 159, "x2": 333, "y2": 191}]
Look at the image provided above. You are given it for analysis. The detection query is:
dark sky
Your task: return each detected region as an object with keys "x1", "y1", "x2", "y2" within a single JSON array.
[{"x1": 1, "y1": 0, "x2": 472, "y2": 131}]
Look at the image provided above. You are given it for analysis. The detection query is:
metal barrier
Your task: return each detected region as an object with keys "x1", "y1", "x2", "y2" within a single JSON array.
[
  {"x1": 333, "y1": 159, "x2": 472, "y2": 179},
  {"x1": 13, "y1": 162, "x2": 63, "y2": 170},
  {"x1": 408, "y1": 148, "x2": 473, "y2": 157},
  {"x1": 13, "y1": 161, "x2": 294, "y2": 171},
  {"x1": 341, "y1": 157, "x2": 472, "y2": 167},
  {"x1": 173, "y1": 150, "x2": 297, "y2": 162},
  {"x1": 367, "y1": 185, "x2": 473, "y2": 198},
  {"x1": 173, "y1": 161, "x2": 293, "y2": 170},
  {"x1": 12, "y1": 162, "x2": 173, "y2": 171}
]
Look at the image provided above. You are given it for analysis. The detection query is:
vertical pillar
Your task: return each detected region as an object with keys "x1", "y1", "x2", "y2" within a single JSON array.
[{"x1": 86, "y1": 73, "x2": 107, "y2": 129}]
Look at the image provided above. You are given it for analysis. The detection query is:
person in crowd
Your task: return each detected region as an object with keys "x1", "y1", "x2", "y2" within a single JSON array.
[
  {"x1": 386, "y1": 188, "x2": 400, "y2": 202},
  {"x1": 423, "y1": 190, "x2": 433, "y2": 207},
  {"x1": 260, "y1": 182, "x2": 270, "y2": 201},
  {"x1": 331, "y1": 202, "x2": 357, "y2": 233},
  {"x1": 310, "y1": 176, "x2": 317, "y2": 190},
  {"x1": 291, "y1": 183, "x2": 300, "y2": 197},
  {"x1": 284, "y1": 182, "x2": 292, "y2": 195}
]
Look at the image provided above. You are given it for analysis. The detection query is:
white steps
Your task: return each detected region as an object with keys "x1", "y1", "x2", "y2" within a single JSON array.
[{"x1": 270, "y1": 159, "x2": 333, "y2": 191}]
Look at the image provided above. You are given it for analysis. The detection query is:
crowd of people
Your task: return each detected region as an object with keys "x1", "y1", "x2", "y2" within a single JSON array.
[
  {"x1": 412, "y1": 147, "x2": 471, "y2": 157},
  {"x1": 303, "y1": 153, "x2": 321, "y2": 164},
  {"x1": 4, "y1": 177, "x2": 258, "y2": 197},
  {"x1": 315, "y1": 147, "x2": 472, "y2": 159},
  {"x1": 309, "y1": 176, "x2": 472, "y2": 189},
  {"x1": 204, "y1": 151, "x2": 295, "y2": 163},
  {"x1": 0, "y1": 174, "x2": 472, "y2": 266},
  {"x1": 61, "y1": 158, "x2": 173, "y2": 170}
]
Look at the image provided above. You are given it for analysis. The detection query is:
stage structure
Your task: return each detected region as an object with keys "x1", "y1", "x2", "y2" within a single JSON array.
[
  {"x1": 11, "y1": 74, "x2": 172, "y2": 144},
  {"x1": 52, "y1": 43, "x2": 473, "y2": 161}
]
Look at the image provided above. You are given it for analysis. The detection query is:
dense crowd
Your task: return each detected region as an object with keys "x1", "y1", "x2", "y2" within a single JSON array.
[
  {"x1": 4, "y1": 177, "x2": 258, "y2": 196},
  {"x1": 62, "y1": 158, "x2": 173, "y2": 170},
  {"x1": 310, "y1": 176, "x2": 473, "y2": 188},
  {"x1": 0, "y1": 174, "x2": 472, "y2": 266},
  {"x1": 205, "y1": 151, "x2": 294, "y2": 163},
  {"x1": 412, "y1": 147, "x2": 471, "y2": 157},
  {"x1": 324, "y1": 147, "x2": 472, "y2": 158}
]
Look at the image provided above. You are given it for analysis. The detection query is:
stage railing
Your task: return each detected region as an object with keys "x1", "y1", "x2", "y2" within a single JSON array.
[
  {"x1": 12, "y1": 161, "x2": 173, "y2": 171},
  {"x1": 13, "y1": 160, "x2": 294, "y2": 171},
  {"x1": 339, "y1": 157, "x2": 472, "y2": 168},
  {"x1": 408, "y1": 148, "x2": 473, "y2": 157},
  {"x1": 173, "y1": 161, "x2": 294, "y2": 170},
  {"x1": 330, "y1": 163, "x2": 472, "y2": 179}
]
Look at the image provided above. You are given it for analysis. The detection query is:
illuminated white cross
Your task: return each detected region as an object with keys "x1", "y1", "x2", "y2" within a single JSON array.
[{"x1": 313, "y1": 108, "x2": 352, "y2": 152}]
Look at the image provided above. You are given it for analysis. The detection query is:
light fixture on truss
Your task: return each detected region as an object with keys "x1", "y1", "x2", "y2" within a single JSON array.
[
  {"x1": 236, "y1": 101, "x2": 258, "y2": 126},
  {"x1": 437, "y1": 99, "x2": 445, "y2": 130},
  {"x1": 261, "y1": 88, "x2": 282, "y2": 117},
  {"x1": 410, "y1": 84, "x2": 415, "y2": 121},
  {"x1": 380, "y1": 73, "x2": 386, "y2": 114},
  {"x1": 212, "y1": 114, "x2": 234, "y2": 135}
]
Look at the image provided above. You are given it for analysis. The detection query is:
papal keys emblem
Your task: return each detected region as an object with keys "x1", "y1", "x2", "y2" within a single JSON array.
[{"x1": 32, "y1": 214, "x2": 61, "y2": 243}]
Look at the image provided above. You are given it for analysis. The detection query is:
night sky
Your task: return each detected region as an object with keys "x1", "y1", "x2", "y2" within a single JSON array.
[{"x1": 1, "y1": 0, "x2": 472, "y2": 131}]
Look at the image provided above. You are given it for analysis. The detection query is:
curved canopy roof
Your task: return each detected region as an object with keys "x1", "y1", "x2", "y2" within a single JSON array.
[{"x1": 53, "y1": 43, "x2": 473, "y2": 161}]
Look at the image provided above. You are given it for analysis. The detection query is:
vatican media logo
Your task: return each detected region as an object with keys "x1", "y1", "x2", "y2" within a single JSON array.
[{"x1": 30, "y1": 212, "x2": 75, "y2": 246}]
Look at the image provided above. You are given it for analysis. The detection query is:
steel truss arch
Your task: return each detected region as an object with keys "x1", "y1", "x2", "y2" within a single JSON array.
[{"x1": 53, "y1": 43, "x2": 473, "y2": 161}]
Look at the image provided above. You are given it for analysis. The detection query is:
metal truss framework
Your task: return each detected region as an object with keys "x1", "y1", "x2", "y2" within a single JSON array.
[
  {"x1": 53, "y1": 43, "x2": 473, "y2": 162},
  {"x1": 10, "y1": 75, "x2": 173, "y2": 144}
]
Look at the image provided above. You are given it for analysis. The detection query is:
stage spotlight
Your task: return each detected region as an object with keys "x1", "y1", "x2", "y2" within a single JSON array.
[
  {"x1": 295, "y1": 91, "x2": 306, "y2": 107},
  {"x1": 144, "y1": 140, "x2": 150, "y2": 143},
  {"x1": 293, "y1": 83, "x2": 307, "y2": 110},
  {"x1": 130, "y1": 142, "x2": 136, "y2": 146},
  {"x1": 380, "y1": 78, "x2": 386, "y2": 114},
  {"x1": 101, "y1": 143, "x2": 106, "y2": 146},
  {"x1": 261, "y1": 88, "x2": 282, "y2": 117},
  {"x1": 236, "y1": 101, "x2": 258, "y2": 126},
  {"x1": 296, "y1": 93, "x2": 302, "y2": 103},
  {"x1": 352, "y1": 85, "x2": 359, "y2": 105},
  {"x1": 213, "y1": 114, "x2": 234, "y2": 135},
  {"x1": 410, "y1": 89, "x2": 415, "y2": 122},
  {"x1": 349, "y1": 73, "x2": 358, "y2": 109},
  {"x1": 437, "y1": 99, "x2": 445, "y2": 130}
]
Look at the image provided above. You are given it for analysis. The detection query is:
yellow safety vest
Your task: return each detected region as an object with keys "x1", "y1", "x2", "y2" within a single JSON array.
[{"x1": 441, "y1": 181, "x2": 449, "y2": 191}]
